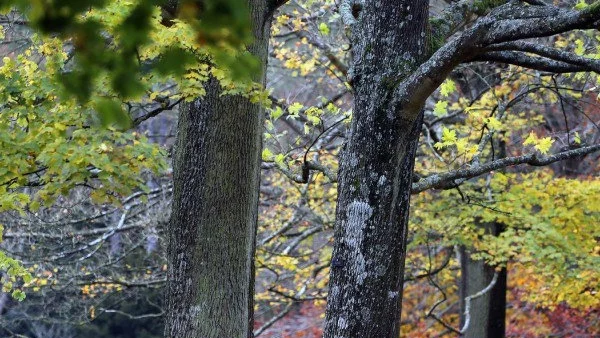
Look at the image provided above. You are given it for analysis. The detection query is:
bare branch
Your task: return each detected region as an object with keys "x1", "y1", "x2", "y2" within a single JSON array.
[
  {"x1": 404, "y1": 248, "x2": 452, "y2": 282},
  {"x1": 483, "y1": 2, "x2": 600, "y2": 44},
  {"x1": 396, "y1": 1, "x2": 600, "y2": 117},
  {"x1": 412, "y1": 143, "x2": 600, "y2": 193},
  {"x1": 131, "y1": 98, "x2": 182, "y2": 127},
  {"x1": 98, "y1": 308, "x2": 163, "y2": 320},
  {"x1": 486, "y1": 41, "x2": 600, "y2": 73},
  {"x1": 473, "y1": 51, "x2": 590, "y2": 73},
  {"x1": 253, "y1": 302, "x2": 294, "y2": 336}
]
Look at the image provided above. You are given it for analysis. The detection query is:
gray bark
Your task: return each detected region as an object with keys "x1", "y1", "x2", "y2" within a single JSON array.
[
  {"x1": 460, "y1": 239, "x2": 507, "y2": 338},
  {"x1": 323, "y1": 1, "x2": 429, "y2": 337},
  {"x1": 323, "y1": 1, "x2": 600, "y2": 337},
  {"x1": 0, "y1": 292, "x2": 7, "y2": 315},
  {"x1": 164, "y1": 1, "x2": 273, "y2": 337}
]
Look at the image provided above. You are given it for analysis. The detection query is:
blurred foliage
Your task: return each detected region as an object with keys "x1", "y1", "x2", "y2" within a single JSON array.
[
  {"x1": 0, "y1": 0, "x2": 259, "y2": 126},
  {"x1": 0, "y1": 0, "x2": 274, "y2": 298}
]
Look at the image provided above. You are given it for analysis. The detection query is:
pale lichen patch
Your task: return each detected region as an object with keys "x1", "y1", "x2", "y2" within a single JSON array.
[{"x1": 345, "y1": 201, "x2": 373, "y2": 284}]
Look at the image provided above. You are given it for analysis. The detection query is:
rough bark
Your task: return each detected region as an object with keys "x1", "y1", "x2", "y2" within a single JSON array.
[
  {"x1": 164, "y1": 1, "x2": 272, "y2": 337},
  {"x1": 323, "y1": 1, "x2": 600, "y2": 337},
  {"x1": 323, "y1": 1, "x2": 429, "y2": 337}
]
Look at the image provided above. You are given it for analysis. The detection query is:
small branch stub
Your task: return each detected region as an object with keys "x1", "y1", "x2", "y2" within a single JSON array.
[{"x1": 340, "y1": 0, "x2": 363, "y2": 25}]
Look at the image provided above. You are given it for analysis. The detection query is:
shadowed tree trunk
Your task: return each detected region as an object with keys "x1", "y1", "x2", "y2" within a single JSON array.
[
  {"x1": 164, "y1": 1, "x2": 280, "y2": 337},
  {"x1": 460, "y1": 139, "x2": 508, "y2": 338},
  {"x1": 459, "y1": 236, "x2": 507, "y2": 338}
]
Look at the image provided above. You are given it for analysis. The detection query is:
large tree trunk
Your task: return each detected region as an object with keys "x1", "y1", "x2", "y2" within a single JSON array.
[
  {"x1": 324, "y1": 1, "x2": 429, "y2": 337},
  {"x1": 164, "y1": 2, "x2": 272, "y2": 337},
  {"x1": 459, "y1": 243, "x2": 507, "y2": 338}
]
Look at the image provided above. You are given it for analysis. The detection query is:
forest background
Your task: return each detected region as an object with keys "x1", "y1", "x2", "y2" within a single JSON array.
[{"x1": 0, "y1": 0, "x2": 598, "y2": 337}]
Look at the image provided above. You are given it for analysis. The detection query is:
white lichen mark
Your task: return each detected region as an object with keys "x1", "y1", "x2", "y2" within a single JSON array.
[{"x1": 345, "y1": 200, "x2": 373, "y2": 284}]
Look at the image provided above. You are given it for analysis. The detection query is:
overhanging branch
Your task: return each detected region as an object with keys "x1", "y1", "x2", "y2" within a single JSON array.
[
  {"x1": 268, "y1": 0, "x2": 290, "y2": 13},
  {"x1": 472, "y1": 51, "x2": 591, "y2": 73},
  {"x1": 482, "y1": 1, "x2": 600, "y2": 44},
  {"x1": 396, "y1": 1, "x2": 600, "y2": 116}
]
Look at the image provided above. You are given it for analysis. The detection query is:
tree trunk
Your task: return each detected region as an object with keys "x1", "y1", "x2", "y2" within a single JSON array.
[
  {"x1": 164, "y1": 2, "x2": 272, "y2": 337},
  {"x1": 324, "y1": 1, "x2": 429, "y2": 337},
  {"x1": 459, "y1": 224, "x2": 507, "y2": 338}
]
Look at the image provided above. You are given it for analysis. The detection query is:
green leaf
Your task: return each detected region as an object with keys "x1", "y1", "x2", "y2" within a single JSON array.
[
  {"x1": 271, "y1": 106, "x2": 284, "y2": 120},
  {"x1": 11, "y1": 289, "x2": 25, "y2": 301},
  {"x1": 274, "y1": 153, "x2": 285, "y2": 167},
  {"x1": 94, "y1": 98, "x2": 131, "y2": 130},
  {"x1": 575, "y1": 39, "x2": 585, "y2": 56},
  {"x1": 154, "y1": 48, "x2": 196, "y2": 76},
  {"x1": 486, "y1": 116, "x2": 502, "y2": 130},
  {"x1": 575, "y1": 0, "x2": 589, "y2": 10},
  {"x1": 523, "y1": 132, "x2": 538, "y2": 146},
  {"x1": 262, "y1": 148, "x2": 274, "y2": 161},
  {"x1": 574, "y1": 132, "x2": 581, "y2": 145},
  {"x1": 288, "y1": 102, "x2": 303, "y2": 116},
  {"x1": 535, "y1": 137, "x2": 554, "y2": 154},
  {"x1": 440, "y1": 79, "x2": 456, "y2": 97}
]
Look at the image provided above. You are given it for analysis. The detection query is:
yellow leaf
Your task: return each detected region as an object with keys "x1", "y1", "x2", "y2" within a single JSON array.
[
  {"x1": 523, "y1": 131, "x2": 537, "y2": 146},
  {"x1": 486, "y1": 116, "x2": 502, "y2": 130},
  {"x1": 261, "y1": 148, "x2": 274, "y2": 161},
  {"x1": 440, "y1": 79, "x2": 456, "y2": 97},
  {"x1": 441, "y1": 127, "x2": 457, "y2": 143},
  {"x1": 535, "y1": 137, "x2": 554, "y2": 154}
]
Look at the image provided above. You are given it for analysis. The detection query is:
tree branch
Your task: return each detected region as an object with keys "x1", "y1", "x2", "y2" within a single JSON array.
[
  {"x1": 268, "y1": 0, "x2": 290, "y2": 13},
  {"x1": 482, "y1": 1, "x2": 600, "y2": 45},
  {"x1": 520, "y1": 0, "x2": 547, "y2": 5},
  {"x1": 286, "y1": 28, "x2": 348, "y2": 76},
  {"x1": 472, "y1": 51, "x2": 591, "y2": 73},
  {"x1": 393, "y1": 1, "x2": 600, "y2": 121},
  {"x1": 484, "y1": 41, "x2": 600, "y2": 73},
  {"x1": 253, "y1": 302, "x2": 294, "y2": 336},
  {"x1": 98, "y1": 308, "x2": 164, "y2": 320},
  {"x1": 131, "y1": 98, "x2": 182, "y2": 127},
  {"x1": 412, "y1": 143, "x2": 600, "y2": 193}
]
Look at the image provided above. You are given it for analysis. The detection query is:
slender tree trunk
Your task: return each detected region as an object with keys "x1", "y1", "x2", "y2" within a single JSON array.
[
  {"x1": 459, "y1": 230, "x2": 507, "y2": 338},
  {"x1": 324, "y1": 1, "x2": 429, "y2": 337},
  {"x1": 164, "y1": 2, "x2": 272, "y2": 337},
  {"x1": 460, "y1": 139, "x2": 508, "y2": 338}
]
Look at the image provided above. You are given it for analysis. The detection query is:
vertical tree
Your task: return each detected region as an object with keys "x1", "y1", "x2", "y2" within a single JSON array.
[
  {"x1": 459, "y1": 224, "x2": 507, "y2": 338},
  {"x1": 324, "y1": 1, "x2": 429, "y2": 336},
  {"x1": 325, "y1": 1, "x2": 600, "y2": 337},
  {"x1": 164, "y1": 1, "x2": 286, "y2": 337}
]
